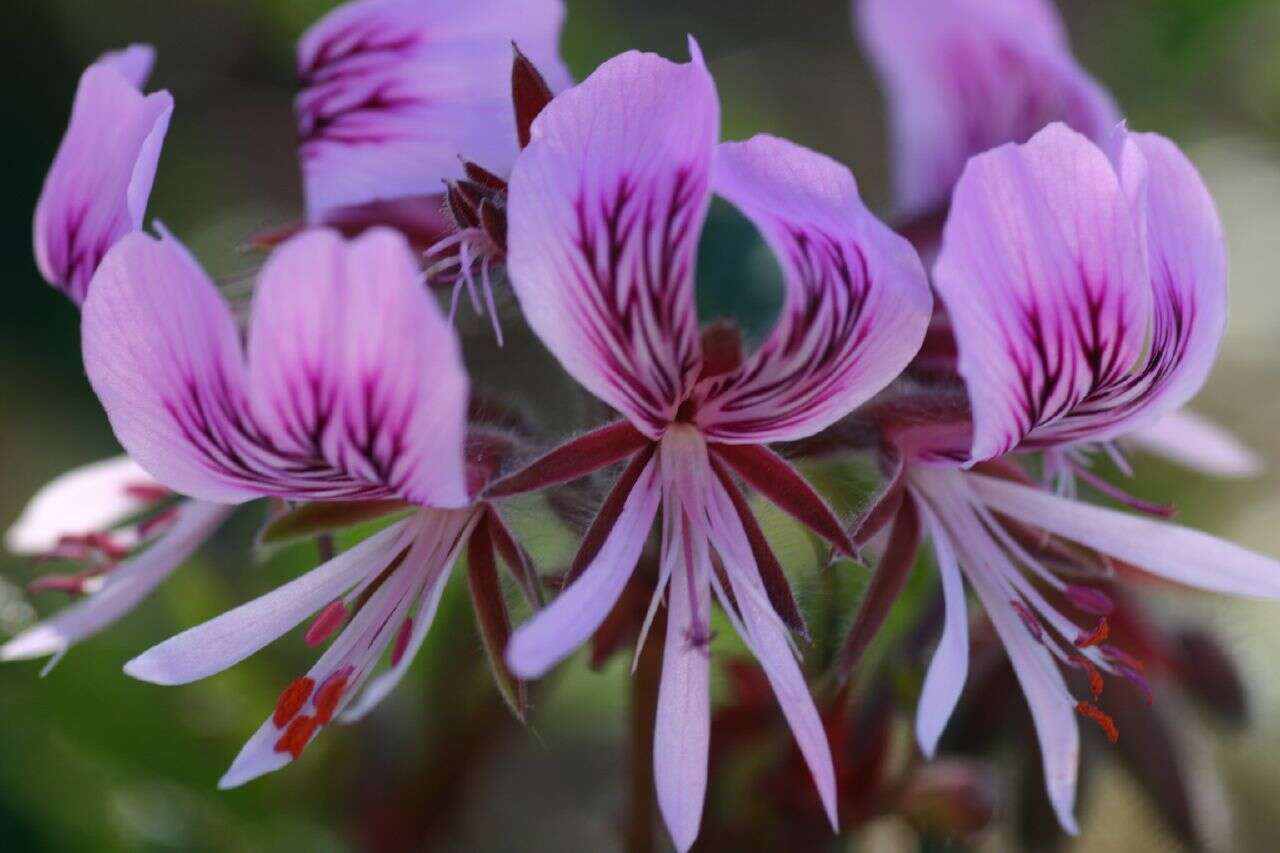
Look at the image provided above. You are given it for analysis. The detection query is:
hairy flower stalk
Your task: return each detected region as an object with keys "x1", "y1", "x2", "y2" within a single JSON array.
[
  {"x1": 486, "y1": 43, "x2": 932, "y2": 851},
  {"x1": 825, "y1": 123, "x2": 1280, "y2": 834}
]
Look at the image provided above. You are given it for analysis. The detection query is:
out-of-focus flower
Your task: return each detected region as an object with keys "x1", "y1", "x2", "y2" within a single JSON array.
[
  {"x1": 829, "y1": 123, "x2": 1280, "y2": 833},
  {"x1": 487, "y1": 43, "x2": 933, "y2": 851},
  {"x1": 856, "y1": 0, "x2": 1118, "y2": 219},
  {"x1": 2, "y1": 456, "x2": 231, "y2": 665},
  {"x1": 78, "y1": 226, "x2": 538, "y2": 782},
  {"x1": 296, "y1": 0, "x2": 570, "y2": 232},
  {"x1": 33, "y1": 44, "x2": 172, "y2": 303}
]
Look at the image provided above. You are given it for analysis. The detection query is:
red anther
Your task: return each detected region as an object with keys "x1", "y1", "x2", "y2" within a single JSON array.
[
  {"x1": 313, "y1": 666, "x2": 353, "y2": 725},
  {"x1": 1069, "y1": 654, "x2": 1104, "y2": 701},
  {"x1": 137, "y1": 507, "x2": 179, "y2": 538},
  {"x1": 82, "y1": 532, "x2": 130, "y2": 560},
  {"x1": 273, "y1": 714, "x2": 318, "y2": 759},
  {"x1": 1074, "y1": 616, "x2": 1110, "y2": 649},
  {"x1": 1009, "y1": 600, "x2": 1044, "y2": 643},
  {"x1": 1074, "y1": 702, "x2": 1119, "y2": 743},
  {"x1": 304, "y1": 600, "x2": 348, "y2": 647},
  {"x1": 1064, "y1": 584, "x2": 1115, "y2": 617},
  {"x1": 391, "y1": 618, "x2": 413, "y2": 666},
  {"x1": 124, "y1": 482, "x2": 171, "y2": 504},
  {"x1": 273, "y1": 676, "x2": 315, "y2": 728}
]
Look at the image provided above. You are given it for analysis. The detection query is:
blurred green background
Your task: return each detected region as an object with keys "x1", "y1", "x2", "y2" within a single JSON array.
[{"x1": 5, "y1": 1, "x2": 1280, "y2": 850}]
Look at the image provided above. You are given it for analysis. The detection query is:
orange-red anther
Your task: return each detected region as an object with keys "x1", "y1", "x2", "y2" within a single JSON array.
[
  {"x1": 313, "y1": 667, "x2": 352, "y2": 726},
  {"x1": 1070, "y1": 654, "x2": 1104, "y2": 701},
  {"x1": 1074, "y1": 616, "x2": 1110, "y2": 649},
  {"x1": 273, "y1": 714, "x2": 318, "y2": 759},
  {"x1": 273, "y1": 676, "x2": 315, "y2": 728},
  {"x1": 1074, "y1": 702, "x2": 1118, "y2": 743}
]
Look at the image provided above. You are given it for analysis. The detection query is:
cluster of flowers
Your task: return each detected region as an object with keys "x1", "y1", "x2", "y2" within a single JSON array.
[{"x1": 9, "y1": 0, "x2": 1279, "y2": 848}]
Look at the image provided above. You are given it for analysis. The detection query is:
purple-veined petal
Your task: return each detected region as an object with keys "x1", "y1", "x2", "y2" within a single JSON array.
[
  {"x1": 856, "y1": 0, "x2": 1119, "y2": 216},
  {"x1": 506, "y1": 47, "x2": 718, "y2": 437},
  {"x1": 969, "y1": 474, "x2": 1280, "y2": 598},
  {"x1": 934, "y1": 123, "x2": 1150, "y2": 461},
  {"x1": 34, "y1": 50, "x2": 172, "y2": 303},
  {"x1": 124, "y1": 517, "x2": 415, "y2": 685},
  {"x1": 3, "y1": 501, "x2": 231, "y2": 661},
  {"x1": 653, "y1": 514, "x2": 711, "y2": 853},
  {"x1": 506, "y1": 455, "x2": 661, "y2": 678},
  {"x1": 246, "y1": 228, "x2": 470, "y2": 506},
  {"x1": 912, "y1": 497, "x2": 970, "y2": 758},
  {"x1": 5, "y1": 455, "x2": 158, "y2": 554},
  {"x1": 696, "y1": 135, "x2": 932, "y2": 443},
  {"x1": 297, "y1": 0, "x2": 570, "y2": 223},
  {"x1": 82, "y1": 227, "x2": 471, "y2": 506},
  {"x1": 1126, "y1": 409, "x2": 1262, "y2": 479}
]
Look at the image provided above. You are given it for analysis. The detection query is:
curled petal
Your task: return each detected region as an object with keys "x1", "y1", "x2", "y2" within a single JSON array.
[
  {"x1": 935, "y1": 124, "x2": 1150, "y2": 461},
  {"x1": 3, "y1": 501, "x2": 232, "y2": 661},
  {"x1": 696, "y1": 135, "x2": 932, "y2": 443},
  {"x1": 34, "y1": 48, "x2": 172, "y2": 302},
  {"x1": 82, "y1": 227, "x2": 470, "y2": 506},
  {"x1": 506, "y1": 47, "x2": 718, "y2": 436},
  {"x1": 857, "y1": 0, "x2": 1119, "y2": 215},
  {"x1": 5, "y1": 455, "x2": 157, "y2": 555},
  {"x1": 297, "y1": 0, "x2": 570, "y2": 223}
]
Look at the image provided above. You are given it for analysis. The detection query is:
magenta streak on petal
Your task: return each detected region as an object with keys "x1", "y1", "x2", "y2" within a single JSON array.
[{"x1": 564, "y1": 169, "x2": 705, "y2": 435}]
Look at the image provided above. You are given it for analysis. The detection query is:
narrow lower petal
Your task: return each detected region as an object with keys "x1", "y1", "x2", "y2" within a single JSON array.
[
  {"x1": 506, "y1": 47, "x2": 719, "y2": 436},
  {"x1": 970, "y1": 474, "x2": 1280, "y2": 598},
  {"x1": 1126, "y1": 408, "x2": 1262, "y2": 478},
  {"x1": 125, "y1": 517, "x2": 414, "y2": 684},
  {"x1": 2, "y1": 501, "x2": 232, "y2": 661},
  {"x1": 698, "y1": 135, "x2": 932, "y2": 443},
  {"x1": 913, "y1": 498, "x2": 970, "y2": 758},
  {"x1": 506, "y1": 456, "x2": 661, "y2": 678},
  {"x1": 5, "y1": 455, "x2": 157, "y2": 554},
  {"x1": 653, "y1": 521, "x2": 711, "y2": 853},
  {"x1": 297, "y1": 0, "x2": 571, "y2": 222}
]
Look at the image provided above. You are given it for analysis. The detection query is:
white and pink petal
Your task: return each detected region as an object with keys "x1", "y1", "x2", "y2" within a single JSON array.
[
  {"x1": 697, "y1": 135, "x2": 932, "y2": 443},
  {"x1": 506, "y1": 47, "x2": 718, "y2": 436}
]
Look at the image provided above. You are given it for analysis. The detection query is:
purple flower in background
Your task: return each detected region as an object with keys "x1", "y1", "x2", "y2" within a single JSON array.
[
  {"x1": 851, "y1": 123, "x2": 1280, "y2": 833},
  {"x1": 296, "y1": 0, "x2": 570, "y2": 228},
  {"x1": 33, "y1": 44, "x2": 173, "y2": 303},
  {"x1": 857, "y1": 0, "x2": 1119, "y2": 218},
  {"x1": 486, "y1": 44, "x2": 933, "y2": 851}
]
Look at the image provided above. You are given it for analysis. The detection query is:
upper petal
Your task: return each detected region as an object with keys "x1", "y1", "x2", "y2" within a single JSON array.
[
  {"x1": 934, "y1": 123, "x2": 1151, "y2": 462},
  {"x1": 697, "y1": 135, "x2": 932, "y2": 442},
  {"x1": 34, "y1": 51, "x2": 172, "y2": 303},
  {"x1": 82, "y1": 228, "x2": 471, "y2": 506},
  {"x1": 856, "y1": 0, "x2": 1119, "y2": 216},
  {"x1": 297, "y1": 0, "x2": 570, "y2": 223},
  {"x1": 506, "y1": 47, "x2": 718, "y2": 436}
]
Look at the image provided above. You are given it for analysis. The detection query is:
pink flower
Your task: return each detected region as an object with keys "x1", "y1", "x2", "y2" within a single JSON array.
[
  {"x1": 296, "y1": 0, "x2": 571, "y2": 227},
  {"x1": 78, "y1": 226, "x2": 538, "y2": 783},
  {"x1": 33, "y1": 44, "x2": 173, "y2": 303},
  {"x1": 490, "y1": 43, "x2": 933, "y2": 851},
  {"x1": 856, "y1": 0, "x2": 1119, "y2": 217},
  {"x1": 862, "y1": 123, "x2": 1280, "y2": 833}
]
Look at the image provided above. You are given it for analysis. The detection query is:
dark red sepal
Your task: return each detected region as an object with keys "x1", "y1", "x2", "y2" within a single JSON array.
[
  {"x1": 485, "y1": 420, "x2": 651, "y2": 498},
  {"x1": 567, "y1": 444, "x2": 657, "y2": 584},
  {"x1": 512, "y1": 42, "x2": 554, "y2": 149}
]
